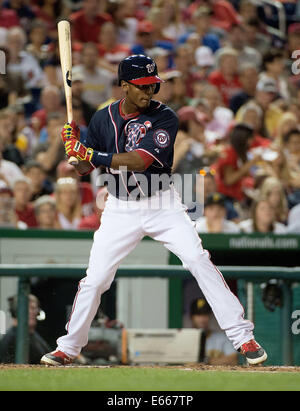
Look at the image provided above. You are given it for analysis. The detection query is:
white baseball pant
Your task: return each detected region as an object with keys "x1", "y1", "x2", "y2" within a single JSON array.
[{"x1": 57, "y1": 188, "x2": 254, "y2": 357}]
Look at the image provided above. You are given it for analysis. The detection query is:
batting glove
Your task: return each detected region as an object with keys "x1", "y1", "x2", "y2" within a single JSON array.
[
  {"x1": 61, "y1": 120, "x2": 80, "y2": 144},
  {"x1": 64, "y1": 138, "x2": 94, "y2": 162}
]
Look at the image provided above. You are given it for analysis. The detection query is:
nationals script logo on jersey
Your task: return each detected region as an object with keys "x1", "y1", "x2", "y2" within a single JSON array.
[{"x1": 125, "y1": 121, "x2": 152, "y2": 151}]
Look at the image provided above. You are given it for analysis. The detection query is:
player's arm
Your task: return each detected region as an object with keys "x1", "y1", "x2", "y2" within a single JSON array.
[
  {"x1": 65, "y1": 141, "x2": 152, "y2": 172},
  {"x1": 62, "y1": 119, "x2": 154, "y2": 172},
  {"x1": 110, "y1": 151, "x2": 153, "y2": 172},
  {"x1": 63, "y1": 119, "x2": 154, "y2": 172}
]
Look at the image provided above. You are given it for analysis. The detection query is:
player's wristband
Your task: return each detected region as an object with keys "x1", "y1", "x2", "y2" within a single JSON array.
[{"x1": 91, "y1": 151, "x2": 113, "y2": 168}]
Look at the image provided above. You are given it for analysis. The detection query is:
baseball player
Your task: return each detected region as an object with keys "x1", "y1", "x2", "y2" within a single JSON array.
[{"x1": 41, "y1": 55, "x2": 267, "y2": 366}]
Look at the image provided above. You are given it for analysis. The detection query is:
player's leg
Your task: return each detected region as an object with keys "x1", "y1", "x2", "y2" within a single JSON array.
[
  {"x1": 41, "y1": 196, "x2": 144, "y2": 364},
  {"x1": 144, "y1": 190, "x2": 267, "y2": 363},
  {"x1": 147, "y1": 209, "x2": 253, "y2": 348}
]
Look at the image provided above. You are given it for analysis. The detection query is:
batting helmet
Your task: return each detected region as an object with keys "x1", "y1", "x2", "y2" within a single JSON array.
[{"x1": 118, "y1": 54, "x2": 163, "y2": 94}]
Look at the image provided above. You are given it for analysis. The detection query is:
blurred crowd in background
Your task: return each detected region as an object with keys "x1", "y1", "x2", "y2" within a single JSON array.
[{"x1": 1, "y1": 0, "x2": 300, "y2": 234}]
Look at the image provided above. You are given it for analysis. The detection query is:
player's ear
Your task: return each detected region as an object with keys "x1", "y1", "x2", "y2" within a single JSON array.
[{"x1": 121, "y1": 80, "x2": 129, "y2": 94}]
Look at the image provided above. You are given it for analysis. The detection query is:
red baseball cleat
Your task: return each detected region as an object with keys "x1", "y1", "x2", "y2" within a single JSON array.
[
  {"x1": 40, "y1": 350, "x2": 74, "y2": 366},
  {"x1": 238, "y1": 339, "x2": 268, "y2": 365}
]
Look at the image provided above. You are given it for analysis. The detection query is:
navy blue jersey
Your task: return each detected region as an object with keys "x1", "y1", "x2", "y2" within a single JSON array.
[{"x1": 83, "y1": 99, "x2": 179, "y2": 199}]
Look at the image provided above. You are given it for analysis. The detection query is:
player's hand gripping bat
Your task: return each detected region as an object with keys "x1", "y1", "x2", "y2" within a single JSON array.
[{"x1": 57, "y1": 20, "x2": 78, "y2": 166}]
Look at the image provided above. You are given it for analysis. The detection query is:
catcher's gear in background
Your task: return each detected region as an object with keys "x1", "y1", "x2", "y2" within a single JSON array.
[
  {"x1": 261, "y1": 280, "x2": 283, "y2": 312},
  {"x1": 61, "y1": 120, "x2": 80, "y2": 144},
  {"x1": 118, "y1": 54, "x2": 163, "y2": 94},
  {"x1": 8, "y1": 295, "x2": 46, "y2": 321}
]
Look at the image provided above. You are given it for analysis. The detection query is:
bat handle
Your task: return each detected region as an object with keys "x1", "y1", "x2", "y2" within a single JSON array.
[
  {"x1": 66, "y1": 111, "x2": 79, "y2": 166},
  {"x1": 68, "y1": 157, "x2": 79, "y2": 166}
]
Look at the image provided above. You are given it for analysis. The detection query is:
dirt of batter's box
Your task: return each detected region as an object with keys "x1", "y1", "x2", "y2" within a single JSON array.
[
  {"x1": 173, "y1": 364, "x2": 300, "y2": 372},
  {"x1": 1, "y1": 364, "x2": 300, "y2": 372}
]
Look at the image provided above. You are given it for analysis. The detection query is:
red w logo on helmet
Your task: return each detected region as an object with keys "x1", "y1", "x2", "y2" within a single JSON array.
[{"x1": 146, "y1": 63, "x2": 155, "y2": 74}]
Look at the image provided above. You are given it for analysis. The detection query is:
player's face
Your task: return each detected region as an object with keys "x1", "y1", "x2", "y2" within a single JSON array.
[{"x1": 123, "y1": 81, "x2": 156, "y2": 111}]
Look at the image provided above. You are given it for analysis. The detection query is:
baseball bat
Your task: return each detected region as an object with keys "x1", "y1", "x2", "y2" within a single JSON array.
[{"x1": 57, "y1": 20, "x2": 78, "y2": 166}]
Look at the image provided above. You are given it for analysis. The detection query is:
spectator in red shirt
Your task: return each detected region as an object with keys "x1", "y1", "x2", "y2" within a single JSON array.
[
  {"x1": 70, "y1": 0, "x2": 112, "y2": 44},
  {"x1": 31, "y1": 0, "x2": 62, "y2": 37},
  {"x1": 0, "y1": 3, "x2": 19, "y2": 28},
  {"x1": 237, "y1": 102, "x2": 271, "y2": 149},
  {"x1": 13, "y1": 177, "x2": 37, "y2": 228},
  {"x1": 211, "y1": 0, "x2": 240, "y2": 31},
  {"x1": 79, "y1": 186, "x2": 108, "y2": 230},
  {"x1": 208, "y1": 47, "x2": 242, "y2": 107},
  {"x1": 174, "y1": 43, "x2": 201, "y2": 98},
  {"x1": 186, "y1": 0, "x2": 240, "y2": 32},
  {"x1": 214, "y1": 123, "x2": 262, "y2": 202},
  {"x1": 31, "y1": 85, "x2": 64, "y2": 132}
]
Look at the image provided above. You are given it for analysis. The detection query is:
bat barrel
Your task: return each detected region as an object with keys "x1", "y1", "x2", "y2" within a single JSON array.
[{"x1": 58, "y1": 20, "x2": 78, "y2": 166}]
